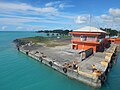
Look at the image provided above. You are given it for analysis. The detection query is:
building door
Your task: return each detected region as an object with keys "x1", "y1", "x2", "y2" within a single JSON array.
[{"x1": 72, "y1": 44, "x2": 78, "y2": 49}]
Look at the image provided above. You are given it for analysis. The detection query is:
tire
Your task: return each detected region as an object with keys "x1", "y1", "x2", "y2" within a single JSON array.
[
  {"x1": 99, "y1": 74, "x2": 106, "y2": 83},
  {"x1": 63, "y1": 68, "x2": 67, "y2": 73},
  {"x1": 101, "y1": 76, "x2": 106, "y2": 82},
  {"x1": 26, "y1": 52, "x2": 28, "y2": 55},
  {"x1": 39, "y1": 57, "x2": 42, "y2": 62},
  {"x1": 49, "y1": 61, "x2": 52, "y2": 66},
  {"x1": 41, "y1": 59, "x2": 42, "y2": 62}
]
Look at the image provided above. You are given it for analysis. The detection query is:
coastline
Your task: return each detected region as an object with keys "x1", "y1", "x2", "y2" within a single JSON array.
[{"x1": 14, "y1": 38, "x2": 120, "y2": 88}]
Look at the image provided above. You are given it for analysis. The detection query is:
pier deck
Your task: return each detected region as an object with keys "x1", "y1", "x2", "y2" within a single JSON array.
[{"x1": 18, "y1": 43, "x2": 118, "y2": 88}]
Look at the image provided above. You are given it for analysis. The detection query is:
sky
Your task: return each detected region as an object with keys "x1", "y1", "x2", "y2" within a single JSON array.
[{"x1": 0, "y1": 0, "x2": 120, "y2": 31}]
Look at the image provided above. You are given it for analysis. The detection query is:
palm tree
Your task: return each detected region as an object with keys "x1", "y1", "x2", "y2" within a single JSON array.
[
  {"x1": 46, "y1": 33, "x2": 50, "y2": 37},
  {"x1": 56, "y1": 33, "x2": 59, "y2": 36},
  {"x1": 52, "y1": 33, "x2": 54, "y2": 37}
]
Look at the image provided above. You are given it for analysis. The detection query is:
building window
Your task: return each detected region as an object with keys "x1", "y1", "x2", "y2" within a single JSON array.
[
  {"x1": 88, "y1": 36, "x2": 95, "y2": 39},
  {"x1": 81, "y1": 35, "x2": 87, "y2": 41},
  {"x1": 87, "y1": 36, "x2": 96, "y2": 41},
  {"x1": 73, "y1": 34, "x2": 80, "y2": 38},
  {"x1": 97, "y1": 35, "x2": 105, "y2": 42},
  {"x1": 98, "y1": 35, "x2": 105, "y2": 39}
]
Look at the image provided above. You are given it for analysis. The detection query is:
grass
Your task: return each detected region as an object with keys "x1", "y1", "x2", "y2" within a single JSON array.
[
  {"x1": 20, "y1": 36, "x2": 49, "y2": 43},
  {"x1": 50, "y1": 35, "x2": 72, "y2": 39},
  {"x1": 19, "y1": 36, "x2": 70, "y2": 47},
  {"x1": 60, "y1": 35, "x2": 72, "y2": 39}
]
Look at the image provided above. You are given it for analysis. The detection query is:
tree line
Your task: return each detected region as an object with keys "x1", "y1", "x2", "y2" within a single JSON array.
[
  {"x1": 36, "y1": 28, "x2": 120, "y2": 37},
  {"x1": 36, "y1": 29, "x2": 73, "y2": 36},
  {"x1": 100, "y1": 28, "x2": 120, "y2": 36}
]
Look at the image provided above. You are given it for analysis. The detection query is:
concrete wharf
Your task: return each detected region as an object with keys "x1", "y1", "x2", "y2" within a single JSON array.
[{"x1": 17, "y1": 44, "x2": 119, "y2": 88}]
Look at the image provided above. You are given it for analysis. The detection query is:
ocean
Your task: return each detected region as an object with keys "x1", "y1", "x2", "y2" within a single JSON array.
[{"x1": 0, "y1": 31, "x2": 120, "y2": 90}]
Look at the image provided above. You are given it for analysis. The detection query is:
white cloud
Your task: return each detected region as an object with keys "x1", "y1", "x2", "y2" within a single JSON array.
[
  {"x1": 75, "y1": 15, "x2": 90, "y2": 24},
  {"x1": 45, "y1": 1, "x2": 74, "y2": 9},
  {"x1": 1, "y1": 2, "x2": 119, "y2": 31},
  {"x1": 74, "y1": 11, "x2": 120, "y2": 30},
  {"x1": 0, "y1": 14, "x2": 73, "y2": 26},
  {"x1": 100, "y1": 14, "x2": 113, "y2": 23},
  {"x1": 0, "y1": 2, "x2": 76, "y2": 31},
  {"x1": 114, "y1": 17, "x2": 120, "y2": 23},
  {"x1": 59, "y1": 4, "x2": 64, "y2": 9},
  {"x1": 0, "y1": 2, "x2": 75, "y2": 26},
  {"x1": 100, "y1": 8, "x2": 120, "y2": 25},
  {"x1": 26, "y1": 26, "x2": 44, "y2": 31},
  {"x1": 15, "y1": 25, "x2": 45, "y2": 31},
  {"x1": 45, "y1": 2, "x2": 53, "y2": 7},
  {"x1": 73, "y1": 8, "x2": 120, "y2": 30},
  {"x1": 34, "y1": 7, "x2": 58, "y2": 13},
  {"x1": 45, "y1": 1, "x2": 61, "y2": 7},
  {"x1": 1, "y1": 26, "x2": 7, "y2": 30},
  {"x1": 0, "y1": 2, "x2": 58, "y2": 14},
  {"x1": 109, "y1": 8, "x2": 120, "y2": 17},
  {"x1": 59, "y1": 4, "x2": 74, "y2": 9},
  {"x1": 101, "y1": 14, "x2": 111, "y2": 20}
]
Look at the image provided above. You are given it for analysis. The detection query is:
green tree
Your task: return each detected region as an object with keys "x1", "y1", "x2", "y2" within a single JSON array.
[{"x1": 46, "y1": 33, "x2": 50, "y2": 37}]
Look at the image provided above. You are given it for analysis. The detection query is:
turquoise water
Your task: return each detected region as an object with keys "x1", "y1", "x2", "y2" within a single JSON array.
[{"x1": 0, "y1": 31, "x2": 120, "y2": 90}]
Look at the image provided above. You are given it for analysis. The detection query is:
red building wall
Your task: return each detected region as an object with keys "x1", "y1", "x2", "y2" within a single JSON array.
[{"x1": 72, "y1": 43, "x2": 97, "y2": 52}]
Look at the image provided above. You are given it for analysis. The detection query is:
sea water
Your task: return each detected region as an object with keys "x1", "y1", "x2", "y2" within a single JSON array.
[{"x1": 0, "y1": 31, "x2": 120, "y2": 90}]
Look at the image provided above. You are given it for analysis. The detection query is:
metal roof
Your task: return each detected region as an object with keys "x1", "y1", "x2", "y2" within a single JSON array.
[{"x1": 74, "y1": 26, "x2": 107, "y2": 33}]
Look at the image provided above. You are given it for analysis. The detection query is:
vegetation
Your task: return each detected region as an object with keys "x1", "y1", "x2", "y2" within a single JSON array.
[
  {"x1": 36, "y1": 29, "x2": 72, "y2": 36},
  {"x1": 100, "y1": 28, "x2": 120, "y2": 36},
  {"x1": 20, "y1": 36, "x2": 50, "y2": 43},
  {"x1": 19, "y1": 36, "x2": 70, "y2": 47},
  {"x1": 37, "y1": 28, "x2": 120, "y2": 37}
]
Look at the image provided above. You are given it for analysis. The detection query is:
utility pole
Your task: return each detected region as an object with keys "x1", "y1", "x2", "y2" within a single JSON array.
[{"x1": 89, "y1": 14, "x2": 92, "y2": 31}]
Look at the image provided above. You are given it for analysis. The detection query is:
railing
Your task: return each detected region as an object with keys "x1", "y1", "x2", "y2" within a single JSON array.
[
  {"x1": 71, "y1": 38, "x2": 104, "y2": 43},
  {"x1": 71, "y1": 39, "x2": 96, "y2": 42}
]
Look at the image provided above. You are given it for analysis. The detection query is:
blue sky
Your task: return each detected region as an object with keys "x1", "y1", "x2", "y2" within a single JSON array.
[{"x1": 0, "y1": 0, "x2": 120, "y2": 31}]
